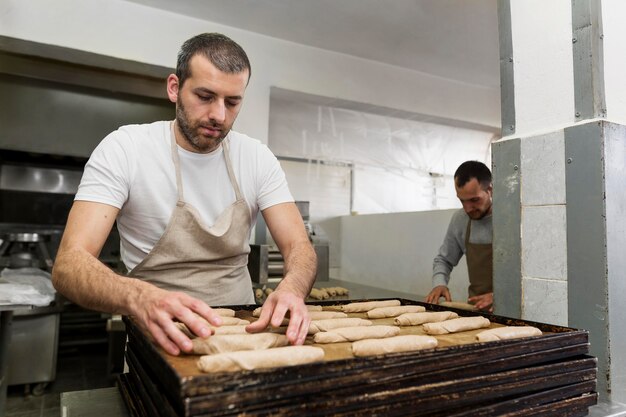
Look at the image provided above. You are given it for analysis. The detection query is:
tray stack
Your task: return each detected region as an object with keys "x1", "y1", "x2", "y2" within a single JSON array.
[{"x1": 119, "y1": 299, "x2": 597, "y2": 416}]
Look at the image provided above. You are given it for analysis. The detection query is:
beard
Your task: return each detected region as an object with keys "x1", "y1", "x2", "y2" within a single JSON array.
[
  {"x1": 175, "y1": 99, "x2": 230, "y2": 153},
  {"x1": 468, "y1": 202, "x2": 492, "y2": 220}
]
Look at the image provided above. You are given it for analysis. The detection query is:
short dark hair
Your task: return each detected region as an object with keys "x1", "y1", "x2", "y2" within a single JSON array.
[
  {"x1": 176, "y1": 33, "x2": 251, "y2": 87},
  {"x1": 454, "y1": 160, "x2": 492, "y2": 189}
]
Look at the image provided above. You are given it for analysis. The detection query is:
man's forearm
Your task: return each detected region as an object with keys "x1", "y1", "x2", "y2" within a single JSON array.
[
  {"x1": 52, "y1": 247, "x2": 148, "y2": 316},
  {"x1": 277, "y1": 241, "x2": 317, "y2": 298}
]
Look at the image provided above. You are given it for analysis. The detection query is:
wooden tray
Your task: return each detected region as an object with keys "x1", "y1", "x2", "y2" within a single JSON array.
[{"x1": 121, "y1": 298, "x2": 597, "y2": 416}]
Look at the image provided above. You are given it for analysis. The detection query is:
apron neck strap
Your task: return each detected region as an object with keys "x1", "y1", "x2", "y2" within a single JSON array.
[
  {"x1": 221, "y1": 139, "x2": 244, "y2": 201},
  {"x1": 170, "y1": 121, "x2": 244, "y2": 202},
  {"x1": 170, "y1": 121, "x2": 185, "y2": 201}
]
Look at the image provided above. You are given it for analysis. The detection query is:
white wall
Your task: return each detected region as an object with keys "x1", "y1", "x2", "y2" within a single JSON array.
[
  {"x1": 332, "y1": 209, "x2": 470, "y2": 301},
  {"x1": 602, "y1": 0, "x2": 626, "y2": 124},
  {"x1": 0, "y1": 0, "x2": 500, "y2": 147},
  {"x1": 508, "y1": 0, "x2": 575, "y2": 137}
]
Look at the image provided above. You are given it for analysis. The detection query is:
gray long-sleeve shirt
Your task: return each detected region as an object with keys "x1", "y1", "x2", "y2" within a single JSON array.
[{"x1": 432, "y1": 209, "x2": 493, "y2": 288}]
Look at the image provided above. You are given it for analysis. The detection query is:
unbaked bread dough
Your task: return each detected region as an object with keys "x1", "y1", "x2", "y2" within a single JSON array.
[
  {"x1": 422, "y1": 316, "x2": 490, "y2": 335},
  {"x1": 439, "y1": 301, "x2": 478, "y2": 311},
  {"x1": 476, "y1": 326, "x2": 542, "y2": 342},
  {"x1": 313, "y1": 325, "x2": 400, "y2": 343},
  {"x1": 196, "y1": 346, "x2": 325, "y2": 373},
  {"x1": 393, "y1": 311, "x2": 459, "y2": 326},
  {"x1": 351, "y1": 335, "x2": 438, "y2": 356},
  {"x1": 212, "y1": 308, "x2": 236, "y2": 317},
  {"x1": 308, "y1": 311, "x2": 348, "y2": 320},
  {"x1": 307, "y1": 318, "x2": 372, "y2": 335},
  {"x1": 252, "y1": 305, "x2": 323, "y2": 318},
  {"x1": 366, "y1": 305, "x2": 426, "y2": 318},
  {"x1": 341, "y1": 300, "x2": 401, "y2": 313},
  {"x1": 191, "y1": 333, "x2": 288, "y2": 354}
]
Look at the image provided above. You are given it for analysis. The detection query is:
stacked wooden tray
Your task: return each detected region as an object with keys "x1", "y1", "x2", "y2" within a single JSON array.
[{"x1": 119, "y1": 299, "x2": 597, "y2": 416}]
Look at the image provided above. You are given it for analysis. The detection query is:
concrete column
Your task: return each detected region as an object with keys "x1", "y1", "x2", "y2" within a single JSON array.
[{"x1": 495, "y1": 0, "x2": 626, "y2": 400}]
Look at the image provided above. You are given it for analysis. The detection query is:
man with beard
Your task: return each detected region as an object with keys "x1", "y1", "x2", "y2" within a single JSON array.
[
  {"x1": 52, "y1": 33, "x2": 316, "y2": 355},
  {"x1": 425, "y1": 161, "x2": 494, "y2": 312}
]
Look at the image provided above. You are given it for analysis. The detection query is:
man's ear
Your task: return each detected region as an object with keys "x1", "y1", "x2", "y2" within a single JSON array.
[{"x1": 166, "y1": 74, "x2": 179, "y2": 104}]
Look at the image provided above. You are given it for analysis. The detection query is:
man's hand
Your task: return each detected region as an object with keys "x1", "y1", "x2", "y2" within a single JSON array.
[
  {"x1": 246, "y1": 287, "x2": 310, "y2": 345},
  {"x1": 425, "y1": 285, "x2": 451, "y2": 304},
  {"x1": 133, "y1": 287, "x2": 224, "y2": 356},
  {"x1": 468, "y1": 292, "x2": 493, "y2": 312}
]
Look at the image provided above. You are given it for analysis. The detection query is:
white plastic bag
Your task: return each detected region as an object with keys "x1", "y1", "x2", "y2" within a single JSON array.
[{"x1": 0, "y1": 267, "x2": 56, "y2": 307}]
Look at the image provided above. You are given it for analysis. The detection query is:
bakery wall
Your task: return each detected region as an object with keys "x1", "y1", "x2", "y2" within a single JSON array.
[{"x1": 0, "y1": 0, "x2": 499, "y2": 149}]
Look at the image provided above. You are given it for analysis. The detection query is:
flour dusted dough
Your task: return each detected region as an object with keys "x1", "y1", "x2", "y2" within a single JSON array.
[
  {"x1": 394, "y1": 311, "x2": 459, "y2": 326},
  {"x1": 366, "y1": 305, "x2": 426, "y2": 318},
  {"x1": 219, "y1": 317, "x2": 250, "y2": 326},
  {"x1": 197, "y1": 346, "x2": 325, "y2": 373},
  {"x1": 191, "y1": 333, "x2": 288, "y2": 354},
  {"x1": 352, "y1": 335, "x2": 438, "y2": 356},
  {"x1": 476, "y1": 326, "x2": 542, "y2": 342},
  {"x1": 341, "y1": 300, "x2": 401, "y2": 313},
  {"x1": 308, "y1": 311, "x2": 347, "y2": 320},
  {"x1": 439, "y1": 301, "x2": 478, "y2": 311},
  {"x1": 213, "y1": 325, "x2": 250, "y2": 335},
  {"x1": 252, "y1": 305, "x2": 323, "y2": 318},
  {"x1": 313, "y1": 325, "x2": 400, "y2": 343},
  {"x1": 212, "y1": 308, "x2": 236, "y2": 317},
  {"x1": 422, "y1": 316, "x2": 491, "y2": 335},
  {"x1": 308, "y1": 318, "x2": 373, "y2": 335}
]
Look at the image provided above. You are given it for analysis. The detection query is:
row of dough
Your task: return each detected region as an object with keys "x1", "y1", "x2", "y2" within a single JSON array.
[{"x1": 193, "y1": 324, "x2": 542, "y2": 373}]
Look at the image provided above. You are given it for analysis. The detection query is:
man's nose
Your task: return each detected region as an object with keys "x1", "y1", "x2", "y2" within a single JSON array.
[{"x1": 209, "y1": 100, "x2": 226, "y2": 124}]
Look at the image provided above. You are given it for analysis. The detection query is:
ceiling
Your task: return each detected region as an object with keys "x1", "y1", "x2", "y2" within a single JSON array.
[{"x1": 124, "y1": 0, "x2": 501, "y2": 88}]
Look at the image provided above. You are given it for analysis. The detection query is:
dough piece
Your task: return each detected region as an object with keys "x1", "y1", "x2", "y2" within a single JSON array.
[
  {"x1": 175, "y1": 322, "x2": 195, "y2": 338},
  {"x1": 309, "y1": 288, "x2": 330, "y2": 300},
  {"x1": 394, "y1": 311, "x2": 459, "y2": 326},
  {"x1": 308, "y1": 318, "x2": 373, "y2": 335},
  {"x1": 254, "y1": 288, "x2": 264, "y2": 300},
  {"x1": 213, "y1": 325, "x2": 250, "y2": 335},
  {"x1": 212, "y1": 308, "x2": 236, "y2": 317},
  {"x1": 423, "y1": 316, "x2": 491, "y2": 335},
  {"x1": 321, "y1": 287, "x2": 336, "y2": 296},
  {"x1": 352, "y1": 335, "x2": 438, "y2": 357},
  {"x1": 341, "y1": 300, "x2": 401, "y2": 313},
  {"x1": 476, "y1": 326, "x2": 542, "y2": 342},
  {"x1": 265, "y1": 288, "x2": 274, "y2": 296},
  {"x1": 176, "y1": 322, "x2": 258, "y2": 338},
  {"x1": 313, "y1": 325, "x2": 400, "y2": 343},
  {"x1": 439, "y1": 301, "x2": 478, "y2": 311},
  {"x1": 252, "y1": 305, "x2": 323, "y2": 318},
  {"x1": 191, "y1": 333, "x2": 288, "y2": 354},
  {"x1": 366, "y1": 305, "x2": 426, "y2": 318},
  {"x1": 333, "y1": 287, "x2": 350, "y2": 296},
  {"x1": 308, "y1": 311, "x2": 348, "y2": 320},
  {"x1": 197, "y1": 346, "x2": 325, "y2": 373},
  {"x1": 218, "y1": 316, "x2": 250, "y2": 326}
]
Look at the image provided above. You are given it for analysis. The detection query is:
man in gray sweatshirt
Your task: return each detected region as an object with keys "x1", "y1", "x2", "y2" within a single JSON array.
[{"x1": 425, "y1": 161, "x2": 493, "y2": 311}]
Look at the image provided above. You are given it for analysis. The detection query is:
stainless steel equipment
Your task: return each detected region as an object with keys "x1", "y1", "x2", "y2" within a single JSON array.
[
  {"x1": 0, "y1": 229, "x2": 60, "y2": 395},
  {"x1": 0, "y1": 233, "x2": 53, "y2": 271},
  {"x1": 248, "y1": 201, "x2": 330, "y2": 284},
  {"x1": 0, "y1": 150, "x2": 120, "y2": 394},
  {"x1": 248, "y1": 244, "x2": 329, "y2": 284}
]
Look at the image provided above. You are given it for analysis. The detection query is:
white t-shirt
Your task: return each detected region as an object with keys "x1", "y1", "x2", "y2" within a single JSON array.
[{"x1": 75, "y1": 121, "x2": 293, "y2": 270}]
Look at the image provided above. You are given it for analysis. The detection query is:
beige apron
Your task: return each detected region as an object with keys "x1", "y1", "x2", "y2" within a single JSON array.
[
  {"x1": 128, "y1": 123, "x2": 254, "y2": 306},
  {"x1": 465, "y1": 219, "x2": 493, "y2": 297}
]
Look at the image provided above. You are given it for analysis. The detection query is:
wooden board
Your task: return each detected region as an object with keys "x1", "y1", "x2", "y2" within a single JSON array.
[{"x1": 122, "y1": 299, "x2": 596, "y2": 416}]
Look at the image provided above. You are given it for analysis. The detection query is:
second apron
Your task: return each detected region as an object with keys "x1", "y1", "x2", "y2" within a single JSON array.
[{"x1": 464, "y1": 218, "x2": 493, "y2": 298}]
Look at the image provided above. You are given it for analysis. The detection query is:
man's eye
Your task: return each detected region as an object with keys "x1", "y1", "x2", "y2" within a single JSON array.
[
  {"x1": 226, "y1": 100, "x2": 240, "y2": 107},
  {"x1": 198, "y1": 95, "x2": 212, "y2": 101}
]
